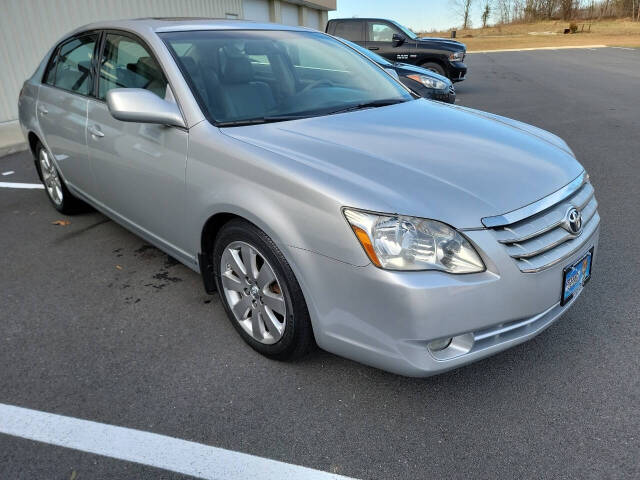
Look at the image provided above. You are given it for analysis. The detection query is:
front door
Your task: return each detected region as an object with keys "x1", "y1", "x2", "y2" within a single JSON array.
[
  {"x1": 365, "y1": 21, "x2": 404, "y2": 62},
  {"x1": 37, "y1": 33, "x2": 99, "y2": 193},
  {"x1": 87, "y1": 32, "x2": 189, "y2": 258}
]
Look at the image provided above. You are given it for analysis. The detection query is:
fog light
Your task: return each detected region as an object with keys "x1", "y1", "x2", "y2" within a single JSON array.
[{"x1": 428, "y1": 337, "x2": 453, "y2": 352}]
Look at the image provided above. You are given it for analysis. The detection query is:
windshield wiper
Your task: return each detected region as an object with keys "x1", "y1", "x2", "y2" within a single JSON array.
[
  {"x1": 216, "y1": 100, "x2": 409, "y2": 127},
  {"x1": 216, "y1": 115, "x2": 311, "y2": 127},
  {"x1": 325, "y1": 99, "x2": 407, "y2": 116}
]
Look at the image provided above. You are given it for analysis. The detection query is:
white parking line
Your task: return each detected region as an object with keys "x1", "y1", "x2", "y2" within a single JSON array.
[
  {"x1": 0, "y1": 181, "x2": 44, "y2": 189},
  {"x1": 2, "y1": 171, "x2": 15, "y2": 176},
  {"x1": 0, "y1": 403, "x2": 354, "y2": 480}
]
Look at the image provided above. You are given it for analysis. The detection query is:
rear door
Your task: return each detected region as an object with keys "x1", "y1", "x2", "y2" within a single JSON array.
[
  {"x1": 331, "y1": 20, "x2": 365, "y2": 46},
  {"x1": 365, "y1": 20, "x2": 403, "y2": 61},
  {"x1": 37, "y1": 33, "x2": 99, "y2": 194},
  {"x1": 86, "y1": 31, "x2": 189, "y2": 256}
]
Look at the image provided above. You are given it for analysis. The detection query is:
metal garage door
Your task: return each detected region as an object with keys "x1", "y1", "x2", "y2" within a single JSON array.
[
  {"x1": 281, "y1": 3, "x2": 299, "y2": 26},
  {"x1": 305, "y1": 8, "x2": 320, "y2": 30},
  {"x1": 243, "y1": 0, "x2": 270, "y2": 22},
  {"x1": 0, "y1": 0, "x2": 243, "y2": 124}
]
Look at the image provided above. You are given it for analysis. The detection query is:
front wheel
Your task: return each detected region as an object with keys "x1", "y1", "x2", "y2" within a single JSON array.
[
  {"x1": 212, "y1": 219, "x2": 315, "y2": 360},
  {"x1": 421, "y1": 62, "x2": 446, "y2": 77}
]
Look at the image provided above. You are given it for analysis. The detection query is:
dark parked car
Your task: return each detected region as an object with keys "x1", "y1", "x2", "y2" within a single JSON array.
[
  {"x1": 339, "y1": 39, "x2": 455, "y2": 103},
  {"x1": 326, "y1": 18, "x2": 467, "y2": 82}
]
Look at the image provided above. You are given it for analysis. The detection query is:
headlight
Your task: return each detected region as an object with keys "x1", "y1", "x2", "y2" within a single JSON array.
[
  {"x1": 406, "y1": 74, "x2": 448, "y2": 90},
  {"x1": 449, "y1": 51, "x2": 464, "y2": 62},
  {"x1": 343, "y1": 209, "x2": 485, "y2": 273}
]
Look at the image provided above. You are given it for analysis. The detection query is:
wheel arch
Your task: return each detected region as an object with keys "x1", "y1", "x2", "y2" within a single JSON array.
[
  {"x1": 197, "y1": 209, "x2": 318, "y2": 342},
  {"x1": 197, "y1": 204, "x2": 305, "y2": 294},
  {"x1": 27, "y1": 131, "x2": 41, "y2": 156},
  {"x1": 200, "y1": 212, "x2": 241, "y2": 258},
  {"x1": 27, "y1": 131, "x2": 44, "y2": 180},
  {"x1": 418, "y1": 56, "x2": 449, "y2": 76}
]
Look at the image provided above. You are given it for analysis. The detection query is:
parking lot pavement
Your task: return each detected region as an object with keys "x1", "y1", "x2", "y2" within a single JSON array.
[{"x1": 1, "y1": 48, "x2": 639, "y2": 479}]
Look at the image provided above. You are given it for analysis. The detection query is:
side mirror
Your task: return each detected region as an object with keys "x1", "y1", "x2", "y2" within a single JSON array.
[
  {"x1": 106, "y1": 88, "x2": 185, "y2": 128},
  {"x1": 392, "y1": 33, "x2": 405, "y2": 47}
]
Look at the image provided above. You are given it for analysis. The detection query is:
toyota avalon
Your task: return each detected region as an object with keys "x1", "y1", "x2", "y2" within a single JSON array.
[{"x1": 18, "y1": 19, "x2": 599, "y2": 376}]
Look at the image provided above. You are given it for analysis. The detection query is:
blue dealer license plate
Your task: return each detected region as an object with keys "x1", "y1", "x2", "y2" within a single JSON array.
[{"x1": 561, "y1": 248, "x2": 593, "y2": 305}]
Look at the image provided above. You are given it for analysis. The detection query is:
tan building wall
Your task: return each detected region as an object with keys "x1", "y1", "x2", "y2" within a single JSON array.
[{"x1": 0, "y1": 0, "x2": 336, "y2": 125}]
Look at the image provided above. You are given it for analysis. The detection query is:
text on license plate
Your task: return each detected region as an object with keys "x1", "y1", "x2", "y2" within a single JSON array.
[{"x1": 562, "y1": 248, "x2": 593, "y2": 305}]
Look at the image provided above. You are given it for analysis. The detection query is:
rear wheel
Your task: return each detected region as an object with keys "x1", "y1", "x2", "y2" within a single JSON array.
[
  {"x1": 35, "y1": 141, "x2": 83, "y2": 214},
  {"x1": 421, "y1": 62, "x2": 446, "y2": 77},
  {"x1": 213, "y1": 219, "x2": 315, "y2": 360}
]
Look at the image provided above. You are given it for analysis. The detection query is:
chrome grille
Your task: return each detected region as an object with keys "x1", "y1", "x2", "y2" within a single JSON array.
[{"x1": 487, "y1": 176, "x2": 599, "y2": 273}]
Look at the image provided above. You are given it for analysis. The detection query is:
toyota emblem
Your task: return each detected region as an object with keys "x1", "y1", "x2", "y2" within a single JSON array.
[{"x1": 566, "y1": 207, "x2": 582, "y2": 234}]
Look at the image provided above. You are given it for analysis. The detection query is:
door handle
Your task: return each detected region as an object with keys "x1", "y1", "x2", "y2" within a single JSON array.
[
  {"x1": 88, "y1": 125, "x2": 104, "y2": 138},
  {"x1": 37, "y1": 105, "x2": 48, "y2": 115},
  {"x1": 368, "y1": 47, "x2": 380, "y2": 51}
]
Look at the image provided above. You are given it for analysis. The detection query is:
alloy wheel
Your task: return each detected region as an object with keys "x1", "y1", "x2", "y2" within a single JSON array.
[
  {"x1": 39, "y1": 148, "x2": 63, "y2": 206},
  {"x1": 220, "y1": 241, "x2": 287, "y2": 344}
]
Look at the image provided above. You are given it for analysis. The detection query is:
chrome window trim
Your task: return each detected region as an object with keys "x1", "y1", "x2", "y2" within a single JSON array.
[{"x1": 481, "y1": 171, "x2": 588, "y2": 228}]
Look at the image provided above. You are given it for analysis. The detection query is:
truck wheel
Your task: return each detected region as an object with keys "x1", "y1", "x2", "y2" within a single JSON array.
[{"x1": 421, "y1": 62, "x2": 446, "y2": 77}]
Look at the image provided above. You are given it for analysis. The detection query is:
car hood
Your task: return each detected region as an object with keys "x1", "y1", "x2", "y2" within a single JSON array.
[
  {"x1": 222, "y1": 99, "x2": 583, "y2": 228},
  {"x1": 417, "y1": 37, "x2": 466, "y2": 51}
]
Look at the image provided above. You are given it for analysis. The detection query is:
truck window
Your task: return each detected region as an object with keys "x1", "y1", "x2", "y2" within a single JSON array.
[
  {"x1": 368, "y1": 22, "x2": 398, "y2": 42},
  {"x1": 333, "y1": 21, "x2": 363, "y2": 42}
]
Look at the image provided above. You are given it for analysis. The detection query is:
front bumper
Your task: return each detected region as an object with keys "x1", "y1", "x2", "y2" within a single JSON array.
[
  {"x1": 448, "y1": 61, "x2": 467, "y2": 82},
  {"x1": 287, "y1": 225, "x2": 599, "y2": 377}
]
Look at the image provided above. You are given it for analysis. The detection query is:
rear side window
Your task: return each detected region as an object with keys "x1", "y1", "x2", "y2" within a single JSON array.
[
  {"x1": 43, "y1": 50, "x2": 59, "y2": 85},
  {"x1": 98, "y1": 33, "x2": 168, "y2": 100},
  {"x1": 45, "y1": 34, "x2": 99, "y2": 95},
  {"x1": 333, "y1": 21, "x2": 363, "y2": 42}
]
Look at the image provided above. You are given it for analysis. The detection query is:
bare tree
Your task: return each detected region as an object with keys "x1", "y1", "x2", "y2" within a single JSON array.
[
  {"x1": 452, "y1": 0, "x2": 475, "y2": 28},
  {"x1": 476, "y1": 0, "x2": 637, "y2": 23},
  {"x1": 542, "y1": 0, "x2": 560, "y2": 18},
  {"x1": 560, "y1": 0, "x2": 578, "y2": 19},
  {"x1": 482, "y1": 1, "x2": 493, "y2": 26},
  {"x1": 496, "y1": 0, "x2": 512, "y2": 22}
]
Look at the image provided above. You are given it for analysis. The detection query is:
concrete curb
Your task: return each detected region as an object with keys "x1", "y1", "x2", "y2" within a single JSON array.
[
  {"x1": 0, "y1": 121, "x2": 27, "y2": 158},
  {"x1": 0, "y1": 142, "x2": 28, "y2": 158},
  {"x1": 468, "y1": 44, "x2": 608, "y2": 54}
]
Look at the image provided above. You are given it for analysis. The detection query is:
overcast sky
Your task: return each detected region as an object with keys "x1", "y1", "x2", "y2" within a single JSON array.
[{"x1": 328, "y1": 0, "x2": 485, "y2": 32}]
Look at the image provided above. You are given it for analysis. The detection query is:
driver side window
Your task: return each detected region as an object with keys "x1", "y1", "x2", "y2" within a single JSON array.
[
  {"x1": 369, "y1": 22, "x2": 397, "y2": 42},
  {"x1": 98, "y1": 33, "x2": 168, "y2": 100}
]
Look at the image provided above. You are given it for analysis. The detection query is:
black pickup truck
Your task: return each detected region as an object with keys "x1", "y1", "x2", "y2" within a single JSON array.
[{"x1": 326, "y1": 18, "x2": 467, "y2": 82}]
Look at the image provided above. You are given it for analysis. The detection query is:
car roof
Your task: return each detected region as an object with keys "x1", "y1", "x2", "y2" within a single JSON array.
[
  {"x1": 63, "y1": 17, "x2": 312, "y2": 40},
  {"x1": 328, "y1": 18, "x2": 390, "y2": 22}
]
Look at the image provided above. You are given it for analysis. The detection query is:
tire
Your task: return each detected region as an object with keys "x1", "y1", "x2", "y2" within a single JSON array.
[
  {"x1": 421, "y1": 62, "x2": 447, "y2": 77},
  {"x1": 34, "y1": 141, "x2": 84, "y2": 214},
  {"x1": 212, "y1": 219, "x2": 315, "y2": 360}
]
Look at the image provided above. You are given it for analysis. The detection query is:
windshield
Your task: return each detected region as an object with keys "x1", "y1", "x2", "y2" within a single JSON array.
[
  {"x1": 390, "y1": 21, "x2": 418, "y2": 40},
  {"x1": 340, "y1": 39, "x2": 393, "y2": 67},
  {"x1": 161, "y1": 30, "x2": 412, "y2": 126}
]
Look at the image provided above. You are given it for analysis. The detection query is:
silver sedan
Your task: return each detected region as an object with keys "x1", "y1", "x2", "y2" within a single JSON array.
[{"x1": 18, "y1": 19, "x2": 600, "y2": 376}]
